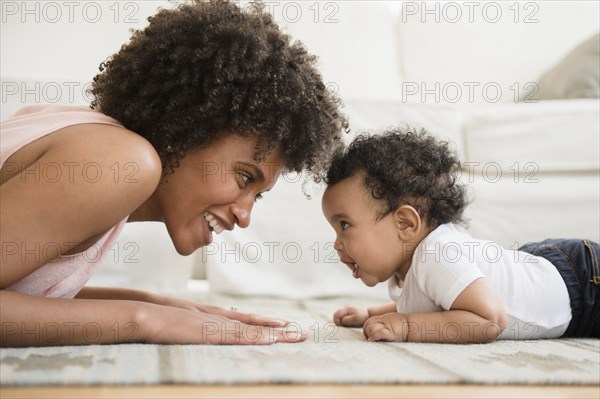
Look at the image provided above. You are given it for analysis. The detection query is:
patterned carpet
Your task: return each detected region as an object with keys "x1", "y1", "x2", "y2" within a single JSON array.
[{"x1": 1, "y1": 295, "x2": 599, "y2": 386}]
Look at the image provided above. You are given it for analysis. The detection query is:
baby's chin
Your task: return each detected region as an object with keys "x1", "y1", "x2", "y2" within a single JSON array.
[
  {"x1": 361, "y1": 278, "x2": 380, "y2": 288},
  {"x1": 361, "y1": 273, "x2": 394, "y2": 288}
]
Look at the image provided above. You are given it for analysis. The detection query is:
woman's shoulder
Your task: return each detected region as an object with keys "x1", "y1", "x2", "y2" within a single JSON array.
[
  {"x1": 48, "y1": 122, "x2": 163, "y2": 192},
  {"x1": 0, "y1": 117, "x2": 163, "y2": 287},
  {"x1": 3, "y1": 104, "x2": 118, "y2": 127}
]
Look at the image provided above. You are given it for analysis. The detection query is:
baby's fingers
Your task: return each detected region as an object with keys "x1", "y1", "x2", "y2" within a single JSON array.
[
  {"x1": 342, "y1": 312, "x2": 365, "y2": 327},
  {"x1": 333, "y1": 308, "x2": 350, "y2": 326},
  {"x1": 363, "y1": 317, "x2": 385, "y2": 338},
  {"x1": 334, "y1": 306, "x2": 367, "y2": 327},
  {"x1": 363, "y1": 322, "x2": 393, "y2": 342},
  {"x1": 367, "y1": 327, "x2": 395, "y2": 342}
]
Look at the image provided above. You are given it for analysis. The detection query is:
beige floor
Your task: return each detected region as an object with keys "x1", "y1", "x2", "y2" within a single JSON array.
[{"x1": 2, "y1": 384, "x2": 599, "y2": 399}]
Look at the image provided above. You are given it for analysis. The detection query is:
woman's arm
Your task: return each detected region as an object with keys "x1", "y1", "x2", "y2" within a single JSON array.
[
  {"x1": 75, "y1": 286, "x2": 294, "y2": 328},
  {"x1": 363, "y1": 278, "x2": 508, "y2": 343},
  {"x1": 1, "y1": 290, "x2": 307, "y2": 347},
  {"x1": 75, "y1": 286, "x2": 156, "y2": 302},
  {"x1": 0, "y1": 290, "x2": 143, "y2": 346}
]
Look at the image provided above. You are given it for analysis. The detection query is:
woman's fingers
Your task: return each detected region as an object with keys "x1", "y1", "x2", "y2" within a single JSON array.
[
  {"x1": 145, "y1": 302, "x2": 309, "y2": 344},
  {"x1": 202, "y1": 320, "x2": 308, "y2": 345},
  {"x1": 207, "y1": 322, "x2": 277, "y2": 345},
  {"x1": 240, "y1": 313, "x2": 290, "y2": 327},
  {"x1": 273, "y1": 323, "x2": 309, "y2": 343},
  {"x1": 159, "y1": 306, "x2": 307, "y2": 345},
  {"x1": 197, "y1": 305, "x2": 291, "y2": 327}
]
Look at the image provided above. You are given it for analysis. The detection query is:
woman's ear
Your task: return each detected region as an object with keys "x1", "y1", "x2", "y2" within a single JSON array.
[{"x1": 393, "y1": 205, "x2": 422, "y2": 241}]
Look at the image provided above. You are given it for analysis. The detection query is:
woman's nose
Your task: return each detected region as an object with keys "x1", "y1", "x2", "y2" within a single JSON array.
[{"x1": 231, "y1": 195, "x2": 254, "y2": 228}]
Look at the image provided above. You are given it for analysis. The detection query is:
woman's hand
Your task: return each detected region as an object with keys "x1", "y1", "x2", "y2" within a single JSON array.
[
  {"x1": 147, "y1": 294, "x2": 294, "y2": 328},
  {"x1": 75, "y1": 288, "x2": 307, "y2": 344},
  {"x1": 192, "y1": 303, "x2": 293, "y2": 328},
  {"x1": 136, "y1": 301, "x2": 308, "y2": 345},
  {"x1": 333, "y1": 306, "x2": 370, "y2": 327}
]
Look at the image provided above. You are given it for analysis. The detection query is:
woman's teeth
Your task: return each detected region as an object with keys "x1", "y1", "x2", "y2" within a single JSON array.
[
  {"x1": 352, "y1": 263, "x2": 359, "y2": 278},
  {"x1": 204, "y1": 212, "x2": 224, "y2": 234}
]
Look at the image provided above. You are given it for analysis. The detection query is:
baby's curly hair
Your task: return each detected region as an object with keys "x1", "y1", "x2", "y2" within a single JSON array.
[
  {"x1": 325, "y1": 128, "x2": 467, "y2": 228},
  {"x1": 90, "y1": 0, "x2": 346, "y2": 179}
]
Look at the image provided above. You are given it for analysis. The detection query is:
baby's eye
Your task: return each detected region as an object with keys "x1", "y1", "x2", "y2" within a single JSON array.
[
  {"x1": 254, "y1": 193, "x2": 264, "y2": 202},
  {"x1": 340, "y1": 221, "x2": 350, "y2": 230}
]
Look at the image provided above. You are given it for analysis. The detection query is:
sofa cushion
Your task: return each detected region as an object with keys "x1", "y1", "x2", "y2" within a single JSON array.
[
  {"x1": 463, "y1": 172, "x2": 600, "y2": 247},
  {"x1": 463, "y1": 99, "x2": 600, "y2": 172},
  {"x1": 536, "y1": 32, "x2": 600, "y2": 100}
]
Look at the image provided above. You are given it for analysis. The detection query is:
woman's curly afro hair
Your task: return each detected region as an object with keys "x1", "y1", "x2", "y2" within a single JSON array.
[
  {"x1": 325, "y1": 128, "x2": 467, "y2": 228},
  {"x1": 90, "y1": 0, "x2": 347, "y2": 180}
]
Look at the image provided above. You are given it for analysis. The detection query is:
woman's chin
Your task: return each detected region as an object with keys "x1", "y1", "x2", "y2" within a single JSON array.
[{"x1": 172, "y1": 238, "x2": 200, "y2": 256}]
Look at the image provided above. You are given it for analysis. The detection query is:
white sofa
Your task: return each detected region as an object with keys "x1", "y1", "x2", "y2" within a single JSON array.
[{"x1": 1, "y1": 1, "x2": 598, "y2": 300}]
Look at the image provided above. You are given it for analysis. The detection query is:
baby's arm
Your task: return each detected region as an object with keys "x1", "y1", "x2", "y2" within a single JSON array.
[
  {"x1": 363, "y1": 278, "x2": 507, "y2": 343},
  {"x1": 334, "y1": 302, "x2": 396, "y2": 327}
]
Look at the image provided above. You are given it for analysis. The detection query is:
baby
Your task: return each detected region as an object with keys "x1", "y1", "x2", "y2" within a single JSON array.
[{"x1": 321, "y1": 128, "x2": 599, "y2": 343}]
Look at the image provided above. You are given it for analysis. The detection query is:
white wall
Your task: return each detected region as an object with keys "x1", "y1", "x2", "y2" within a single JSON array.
[
  {"x1": 3, "y1": 1, "x2": 599, "y2": 113},
  {"x1": 1, "y1": 0, "x2": 406, "y2": 118},
  {"x1": 1, "y1": 1, "x2": 167, "y2": 81}
]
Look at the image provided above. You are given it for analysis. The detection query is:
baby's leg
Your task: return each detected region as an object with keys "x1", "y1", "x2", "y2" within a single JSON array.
[{"x1": 519, "y1": 239, "x2": 600, "y2": 338}]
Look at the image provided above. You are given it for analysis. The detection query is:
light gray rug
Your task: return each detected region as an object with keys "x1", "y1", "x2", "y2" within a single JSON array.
[{"x1": 1, "y1": 296, "x2": 598, "y2": 386}]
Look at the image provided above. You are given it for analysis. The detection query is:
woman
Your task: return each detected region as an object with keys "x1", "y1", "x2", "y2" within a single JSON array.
[{"x1": 0, "y1": 0, "x2": 346, "y2": 346}]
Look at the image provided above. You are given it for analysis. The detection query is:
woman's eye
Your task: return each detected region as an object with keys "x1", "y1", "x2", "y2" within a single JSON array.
[
  {"x1": 340, "y1": 221, "x2": 350, "y2": 230},
  {"x1": 239, "y1": 172, "x2": 252, "y2": 186}
]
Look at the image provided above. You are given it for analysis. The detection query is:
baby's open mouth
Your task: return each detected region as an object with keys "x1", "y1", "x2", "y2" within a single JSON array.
[{"x1": 346, "y1": 262, "x2": 359, "y2": 279}]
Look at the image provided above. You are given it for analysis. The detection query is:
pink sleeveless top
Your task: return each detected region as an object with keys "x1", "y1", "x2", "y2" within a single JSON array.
[{"x1": 1, "y1": 105, "x2": 129, "y2": 298}]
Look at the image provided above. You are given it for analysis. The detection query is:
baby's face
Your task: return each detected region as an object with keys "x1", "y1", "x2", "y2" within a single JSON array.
[{"x1": 321, "y1": 174, "x2": 408, "y2": 287}]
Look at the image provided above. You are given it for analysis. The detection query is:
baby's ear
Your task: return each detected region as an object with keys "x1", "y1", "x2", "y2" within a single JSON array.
[{"x1": 393, "y1": 205, "x2": 422, "y2": 241}]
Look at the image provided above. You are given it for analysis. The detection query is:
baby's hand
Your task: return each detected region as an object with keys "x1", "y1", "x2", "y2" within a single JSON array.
[
  {"x1": 363, "y1": 312, "x2": 409, "y2": 342},
  {"x1": 333, "y1": 306, "x2": 369, "y2": 327}
]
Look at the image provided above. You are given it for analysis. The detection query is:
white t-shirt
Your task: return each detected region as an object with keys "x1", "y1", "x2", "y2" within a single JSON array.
[{"x1": 388, "y1": 223, "x2": 571, "y2": 339}]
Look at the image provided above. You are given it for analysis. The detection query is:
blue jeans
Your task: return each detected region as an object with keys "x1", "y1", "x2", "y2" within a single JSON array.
[{"x1": 519, "y1": 239, "x2": 600, "y2": 338}]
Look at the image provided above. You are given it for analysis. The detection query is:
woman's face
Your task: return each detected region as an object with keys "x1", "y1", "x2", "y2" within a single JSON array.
[{"x1": 147, "y1": 134, "x2": 283, "y2": 255}]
